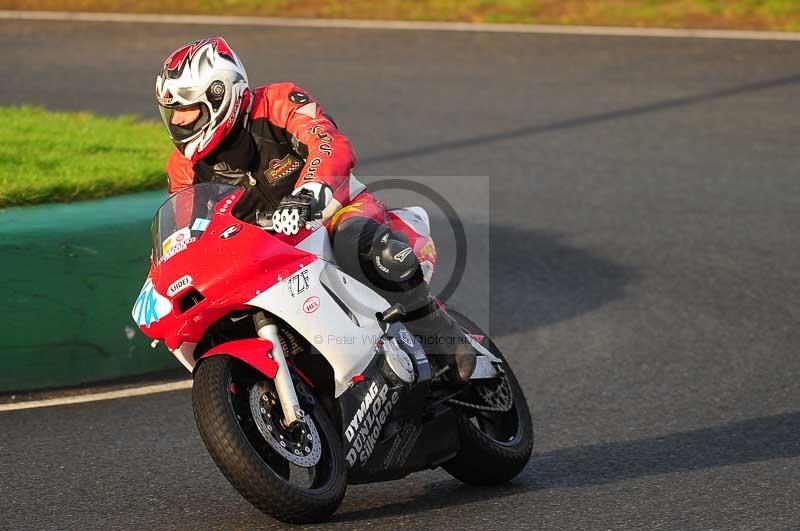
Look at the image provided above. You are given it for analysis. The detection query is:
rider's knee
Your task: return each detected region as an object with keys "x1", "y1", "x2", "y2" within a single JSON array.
[
  {"x1": 370, "y1": 225, "x2": 420, "y2": 285},
  {"x1": 332, "y1": 219, "x2": 422, "y2": 292}
]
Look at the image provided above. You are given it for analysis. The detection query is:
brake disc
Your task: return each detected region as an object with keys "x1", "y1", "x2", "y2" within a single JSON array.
[{"x1": 249, "y1": 381, "x2": 322, "y2": 467}]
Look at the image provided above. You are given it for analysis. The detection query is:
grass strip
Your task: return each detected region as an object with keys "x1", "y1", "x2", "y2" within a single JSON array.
[
  {"x1": 0, "y1": 106, "x2": 171, "y2": 207},
  {"x1": 2, "y1": 1, "x2": 800, "y2": 31}
]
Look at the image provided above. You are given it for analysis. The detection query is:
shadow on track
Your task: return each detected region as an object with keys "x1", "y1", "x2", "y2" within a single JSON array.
[
  {"x1": 428, "y1": 221, "x2": 637, "y2": 338},
  {"x1": 488, "y1": 225, "x2": 637, "y2": 337},
  {"x1": 334, "y1": 411, "x2": 800, "y2": 522},
  {"x1": 360, "y1": 73, "x2": 800, "y2": 165}
]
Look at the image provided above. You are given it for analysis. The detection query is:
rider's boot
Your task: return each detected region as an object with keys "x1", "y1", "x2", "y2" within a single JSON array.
[
  {"x1": 398, "y1": 286, "x2": 477, "y2": 385},
  {"x1": 333, "y1": 219, "x2": 477, "y2": 384}
]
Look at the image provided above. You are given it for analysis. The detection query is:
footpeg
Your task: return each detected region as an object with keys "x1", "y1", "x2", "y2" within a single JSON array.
[{"x1": 377, "y1": 303, "x2": 406, "y2": 324}]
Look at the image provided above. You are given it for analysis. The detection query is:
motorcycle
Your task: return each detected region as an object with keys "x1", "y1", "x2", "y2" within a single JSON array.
[{"x1": 132, "y1": 181, "x2": 532, "y2": 524}]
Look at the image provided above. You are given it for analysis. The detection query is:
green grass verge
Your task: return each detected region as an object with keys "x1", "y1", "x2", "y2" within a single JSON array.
[
  {"x1": 0, "y1": 106, "x2": 171, "y2": 207},
  {"x1": 3, "y1": 0, "x2": 800, "y2": 31}
]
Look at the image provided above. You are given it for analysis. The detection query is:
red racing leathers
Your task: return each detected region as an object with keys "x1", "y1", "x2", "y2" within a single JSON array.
[
  {"x1": 166, "y1": 82, "x2": 387, "y2": 230},
  {"x1": 162, "y1": 80, "x2": 477, "y2": 382}
]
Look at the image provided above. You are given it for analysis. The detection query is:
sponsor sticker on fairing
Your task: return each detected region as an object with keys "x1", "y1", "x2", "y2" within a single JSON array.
[
  {"x1": 132, "y1": 278, "x2": 172, "y2": 328},
  {"x1": 167, "y1": 275, "x2": 193, "y2": 297},
  {"x1": 286, "y1": 268, "x2": 311, "y2": 298},
  {"x1": 344, "y1": 381, "x2": 401, "y2": 467},
  {"x1": 162, "y1": 227, "x2": 192, "y2": 256},
  {"x1": 191, "y1": 218, "x2": 211, "y2": 231},
  {"x1": 160, "y1": 237, "x2": 197, "y2": 263},
  {"x1": 219, "y1": 224, "x2": 242, "y2": 240},
  {"x1": 303, "y1": 296, "x2": 320, "y2": 313}
]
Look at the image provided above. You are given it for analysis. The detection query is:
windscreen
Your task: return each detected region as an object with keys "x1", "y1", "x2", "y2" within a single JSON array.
[{"x1": 151, "y1": 182, "x2": 240, "y2": 262}]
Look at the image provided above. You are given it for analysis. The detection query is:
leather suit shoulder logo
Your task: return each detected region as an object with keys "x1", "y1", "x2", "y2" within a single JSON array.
[{"x1": 288, "y1": 91, "x2": 310, "y2": 104}]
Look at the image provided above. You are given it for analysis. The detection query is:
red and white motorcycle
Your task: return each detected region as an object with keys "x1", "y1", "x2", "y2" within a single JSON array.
[{"x1": 132, "y1": 182, "x2": 532, "y2": 524}]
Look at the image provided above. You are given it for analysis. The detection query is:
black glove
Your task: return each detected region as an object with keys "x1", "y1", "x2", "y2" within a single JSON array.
[{"x1": 272, "y1": 188, "x2": 324, "y2": 235}]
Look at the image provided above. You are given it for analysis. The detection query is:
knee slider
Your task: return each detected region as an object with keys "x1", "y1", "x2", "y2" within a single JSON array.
[{"x1": 371, "y1": 226, "x2": 420, "y2": 284}]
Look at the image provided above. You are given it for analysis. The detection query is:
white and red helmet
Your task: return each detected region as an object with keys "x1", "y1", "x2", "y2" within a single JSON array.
[{"x1": 156, "y1": 37, "x2": 251, "y2": 162}]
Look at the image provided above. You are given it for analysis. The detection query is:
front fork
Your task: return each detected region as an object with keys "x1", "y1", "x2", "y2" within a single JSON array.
[{"x1": 254, "y1": 313, "x2": 305, "y2": 427}]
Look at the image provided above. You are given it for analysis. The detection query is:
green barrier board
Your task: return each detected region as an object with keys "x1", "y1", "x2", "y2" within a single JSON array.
[{"x1": 0, "y1": 191, "x2": 182, "y2": 392}]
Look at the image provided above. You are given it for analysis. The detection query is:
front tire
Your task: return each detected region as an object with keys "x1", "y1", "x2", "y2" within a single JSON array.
[
  {"x1": 442, "y1": 310, "x2": 533, "y2": 485},
  {"x1": 192, "y1": 356, "x2": 346, "y2": 524}
]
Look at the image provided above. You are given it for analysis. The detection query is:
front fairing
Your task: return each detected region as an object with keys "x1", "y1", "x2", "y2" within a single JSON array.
[{"x1": 132, "y1": 187, "x2": 315, "y2": 349}]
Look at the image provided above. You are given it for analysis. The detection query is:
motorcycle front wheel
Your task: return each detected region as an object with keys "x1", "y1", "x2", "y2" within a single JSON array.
[
  {"x1": 192, "y1": 355, "x2": 346, "y2": 524},
  {"x1": 442, "y1": 309, "x2": 534, "y2": 485}
]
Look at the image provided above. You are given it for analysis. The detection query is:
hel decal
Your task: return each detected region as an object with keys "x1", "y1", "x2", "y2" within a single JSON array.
[
  {"x1": 265, "y1": 155, "x2": 302, "y2": 183},
  {"x1": 302, "y1": 296, "x2": 321, "y2": 314},
  {"x1": 167, "y1": 275, "x2": 193, "y2": 297},
  {"x1": 132, "y1": 278, "x2": 172, "y2": 328}
]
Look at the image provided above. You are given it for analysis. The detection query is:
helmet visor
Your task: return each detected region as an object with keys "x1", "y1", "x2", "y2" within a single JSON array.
[{"x1": 159, "y1": 103, "x2": 210, "y2": 143}]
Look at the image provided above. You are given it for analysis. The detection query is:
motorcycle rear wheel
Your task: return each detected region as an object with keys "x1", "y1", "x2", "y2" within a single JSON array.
[
  {"x1": 192, "y1": 355, "x2": 346, "y2": 524},
  {"x1": 442, "y1": 310, "x2": 534, "y2": 485}
]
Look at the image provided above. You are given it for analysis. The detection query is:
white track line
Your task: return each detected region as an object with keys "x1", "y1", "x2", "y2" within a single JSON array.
[
  {"x1": 0, "y1": 379, "x2": 192, "y2": 412},
  {"x1": 1, "y1": 10, "x2": 800, "y2": 41}
]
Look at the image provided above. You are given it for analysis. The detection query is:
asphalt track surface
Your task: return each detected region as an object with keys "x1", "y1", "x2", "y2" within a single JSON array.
[{"x1": 2, "y1": 19, "x2": 800, "y2": 531}]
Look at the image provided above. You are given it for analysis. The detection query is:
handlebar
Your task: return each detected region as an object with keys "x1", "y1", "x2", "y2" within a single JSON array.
[{"x1": 258, "y1": 208, "x2": 323, "y2": 235}]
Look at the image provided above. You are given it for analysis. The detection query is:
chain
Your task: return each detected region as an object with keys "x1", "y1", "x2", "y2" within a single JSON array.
[{"x1": 447, "y1": 374, "x2": 514, "y2": 412}]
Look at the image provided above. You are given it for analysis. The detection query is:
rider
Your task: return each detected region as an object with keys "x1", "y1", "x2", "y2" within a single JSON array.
[{"x1": 155, "y1": 37, "x2": 475, "y2": 383}]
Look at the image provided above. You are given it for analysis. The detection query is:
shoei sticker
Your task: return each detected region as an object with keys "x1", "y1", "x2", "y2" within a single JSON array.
[{"x1": 167, "y1": 275, "x2": 193, "y2": 297}]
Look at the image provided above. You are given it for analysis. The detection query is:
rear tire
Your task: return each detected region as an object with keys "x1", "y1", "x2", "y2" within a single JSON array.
[
  {"x1": 192, "y1": 356, "x2": 346, "y2": 524},
  {"x1": 442, "y1": 310, "x2": 533, "y2": 485}
]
